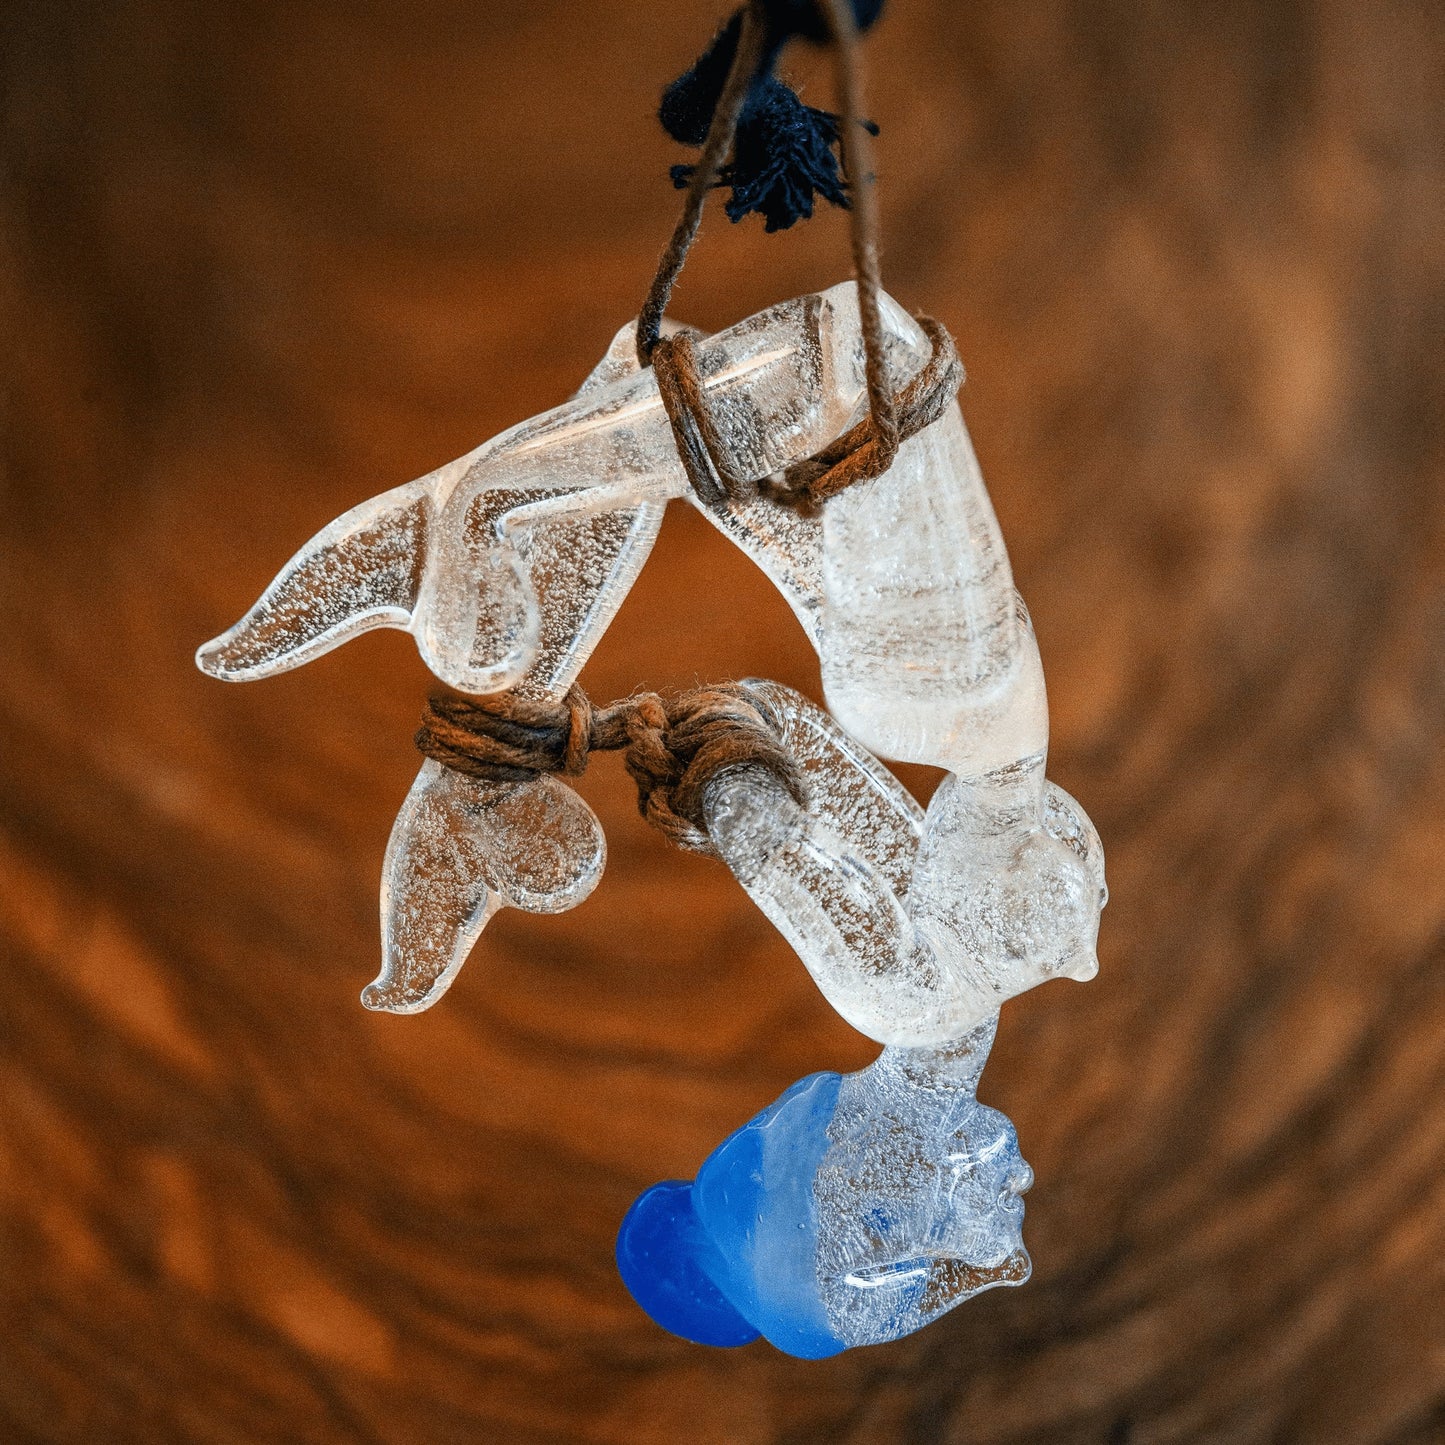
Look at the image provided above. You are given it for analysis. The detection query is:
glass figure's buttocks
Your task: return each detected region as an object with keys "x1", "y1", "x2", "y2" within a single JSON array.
[
  {"x1": 702, "y1": 683, "x2": 1107, "y2": 1049},
  {"x1": 909, "y1": 758, "x2": 1107, "y2": 1013}
]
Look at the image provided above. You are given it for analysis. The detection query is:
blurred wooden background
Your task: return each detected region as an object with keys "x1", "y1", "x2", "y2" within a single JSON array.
[{"x1": 3, "y1": 1, "x2": 1443, "y2": 1440}]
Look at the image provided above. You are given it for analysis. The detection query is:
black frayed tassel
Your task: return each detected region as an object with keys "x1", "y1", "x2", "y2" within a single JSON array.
[
  {"x1": 670, "y1": 79, "x2": 880, "y2": 233},
  {"x1": 660, "y1": 0, "x2": 886, "y2": 232},
  {"x1": 660, "y1": 11, "x2": 749, "y2": 148}
]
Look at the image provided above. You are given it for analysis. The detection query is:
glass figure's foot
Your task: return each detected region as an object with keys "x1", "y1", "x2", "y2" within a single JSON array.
[{"x1": 616, "y1": 1182, "x2": 760, "y2": 1348}]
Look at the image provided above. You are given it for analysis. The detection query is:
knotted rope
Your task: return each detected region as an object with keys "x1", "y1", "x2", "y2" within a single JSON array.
[{"x1": 416, "y1": 684, "x2": 805, "y2": 855}]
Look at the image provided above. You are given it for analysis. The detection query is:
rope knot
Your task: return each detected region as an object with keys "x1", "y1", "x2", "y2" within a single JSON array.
[
  {"x1": 625, "y1": 684, "x2": 808, "y2": 854},
  {"x1": 415, "y1": 691, "x2": 593, "y2": 783},
  {"x1": 415, "y1": 683, "x2": 809, "y2": 858},
  {"x1": 764, "y1": 314, "x2": 964, "y2": 507},
  {"x1": 655, "y1": 312, "x2": 963, "y2": 514},
  {"x1": 561, "y1": 685, "x2": 594, "y2": 776}
]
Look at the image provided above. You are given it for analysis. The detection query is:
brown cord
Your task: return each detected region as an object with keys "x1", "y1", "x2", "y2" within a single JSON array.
[
  {"x1": 651, "y1": 329, "x2": 752, "y2": 508},
  {"x1": 636, "y1": 0, "x2": 964, "y2": 513},
  {"x1": 821, "y1": 0, "x2": 897, "y2": 470},
  {"x1": 768, "y1": 314, "x2": 964, "y2": 506},
  {"x1": 416, "y1": 684, "x2": 806, "y2": 856}
]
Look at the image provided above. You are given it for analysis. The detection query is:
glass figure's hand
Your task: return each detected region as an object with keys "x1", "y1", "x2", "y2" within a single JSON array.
[{"x1": 367, "y1": 764, "x2": 605, "y2": 1013}]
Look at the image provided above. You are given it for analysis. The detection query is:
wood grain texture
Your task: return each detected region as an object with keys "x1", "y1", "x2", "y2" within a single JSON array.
[{"x1": 3, "y1": 1, "x2": 1443, "y2": 1441}]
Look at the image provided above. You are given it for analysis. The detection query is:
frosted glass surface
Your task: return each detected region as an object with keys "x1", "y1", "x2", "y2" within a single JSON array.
[
  {"x1": 819, "y1": 418, "x2": 1049, "y2": 774},
  {"x1": 816, "y1": 1025, "x2": 1033, "y2": 1350},
  {"x1": 686, "y1": 295, "x2": 1047, "y2": 778},
  {"x1": 369, "y1": 761, "x2": 604, "y2": 1013},
  {"x1": 196, "y1": 283, "x2": 908, "y2": 699},
  {"x1": 617, "y1": 1016, "x2": 1032, "y2": 1357},
  {"x1": 195, "y1": 478, "x2": 434, "y2": 680},
  {"x1": 705, "y1": 682, "x2": 1104, "y2": 1047}
]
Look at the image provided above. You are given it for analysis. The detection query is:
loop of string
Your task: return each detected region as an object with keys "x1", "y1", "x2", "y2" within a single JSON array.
[
  {"x1": 638, "y1": 0, "x2": 963, "y2": 512},
  {"x1": 416, "y1": 685, "x2": 807, "y2": 856}
]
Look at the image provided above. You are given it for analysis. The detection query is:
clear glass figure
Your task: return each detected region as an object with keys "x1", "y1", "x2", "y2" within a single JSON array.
[
  {"x1": 196, "y1": 278, "x2": 1107, "y2": 1354},
  {"x1": 195, "y1": 284, "x2": 1102, "y2": 1024},
  {"x1": 616, "y1": 1016, "x2": 1032, "y2": 1358}
]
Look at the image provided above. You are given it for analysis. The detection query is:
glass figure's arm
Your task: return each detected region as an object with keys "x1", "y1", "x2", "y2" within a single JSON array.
[
  {"x1": 695, "y1": 679, "x2": 1000, "y2": 1046},
  {"x1": 703, "y1": 767, "x2": 994, "y2": 1045}
]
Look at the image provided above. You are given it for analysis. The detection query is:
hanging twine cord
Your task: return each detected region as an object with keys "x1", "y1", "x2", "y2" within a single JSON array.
[
  {"x1": 640, "y1": 0, "x2": 964, "y2": 513},
  {"x1": 416, "y1": 685, "x2": 806, "y2": 855},
  {"x1": 636, "y1": 2, "x2": 769, "y2": 371}
]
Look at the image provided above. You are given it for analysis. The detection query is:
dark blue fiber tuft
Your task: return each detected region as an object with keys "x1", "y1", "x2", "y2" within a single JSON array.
[{"x1": 659, "y1": 1, "x2": 886, "y2": 231}]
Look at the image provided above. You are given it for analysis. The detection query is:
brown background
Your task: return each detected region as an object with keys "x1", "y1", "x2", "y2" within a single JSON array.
[{"x1": 3, "y1": 1, "x2": 1444, "y2": 1441}]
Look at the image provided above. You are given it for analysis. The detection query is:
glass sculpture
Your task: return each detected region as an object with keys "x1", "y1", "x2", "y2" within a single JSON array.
[{"x1": 198, "y1": 282, "x2": 1105, "y2": 1353}]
